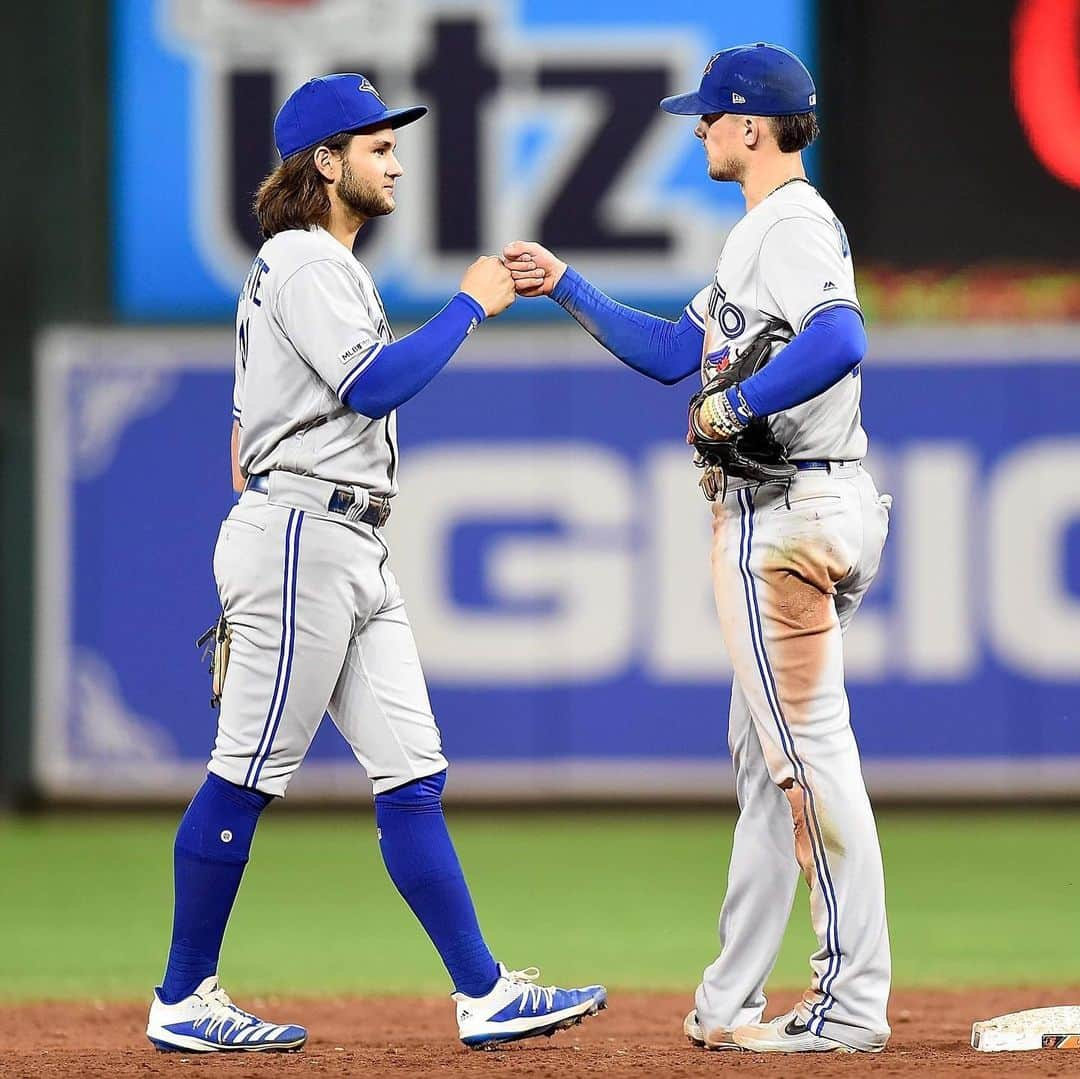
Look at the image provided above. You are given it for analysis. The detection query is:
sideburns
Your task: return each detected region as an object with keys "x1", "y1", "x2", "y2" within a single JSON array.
[{"x1": 337, "y1": 157, "x2": 390, "y2": 218}]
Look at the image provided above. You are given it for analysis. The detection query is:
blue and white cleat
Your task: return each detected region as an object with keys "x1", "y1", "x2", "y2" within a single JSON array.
[
  {"x1": 454, "y1": 963, "x2": 607, "y2": 1049},
  {"x1": 146, "y1": 976, "x2": 307, "y2": 1053}
]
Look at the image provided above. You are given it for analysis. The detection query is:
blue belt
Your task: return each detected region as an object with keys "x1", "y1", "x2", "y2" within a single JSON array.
[
  {"x1": 245, "y1": 474, "x2": 391, "y2": 527},
  {"x1": 792, "y1": 460, "x2": 852, "y2": 472}
]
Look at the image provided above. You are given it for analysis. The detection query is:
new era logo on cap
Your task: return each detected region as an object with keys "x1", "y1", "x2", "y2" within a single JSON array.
[{"x1": 732, "y1": 92, "x2": 746, "y2": 104}]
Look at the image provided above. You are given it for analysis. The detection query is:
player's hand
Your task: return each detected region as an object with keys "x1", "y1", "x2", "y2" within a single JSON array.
[
  {"x1": 687, "y1": 409, "x2": 720, "y2": 444},
  {"x1": 688, "y1": 391, "x2": 742, "y2": 444},
  {"x1": 687, "y1": 402, "x2": 710, "y2": 444},
  {"x1": 502, "y1": 240, "x2": 567, "y2": 298},
  {"x1": 459, "y1": 256, "x2": 516, "y2": 318}
]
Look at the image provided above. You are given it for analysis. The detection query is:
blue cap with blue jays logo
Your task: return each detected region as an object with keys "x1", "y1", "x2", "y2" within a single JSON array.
[
  {"x1": 660, "y1": 43, "x2": 816, "y2": 117},
  {"x1": 274, "y1": 73, "x2": 428, "y2": 159}
]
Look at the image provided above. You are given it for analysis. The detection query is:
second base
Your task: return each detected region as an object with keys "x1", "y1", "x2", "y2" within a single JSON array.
[{"x1": 971, "y1": 1006, "x2": 1080, "y2": 1052}]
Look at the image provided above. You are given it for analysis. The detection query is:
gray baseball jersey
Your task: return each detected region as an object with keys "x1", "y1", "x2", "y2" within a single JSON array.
[
  {"x1": 234, "y1": 226, "x2": 398, "y2": 495},
  {"x1": 686, "y1": 180, "x2": 865, "y2": 461}
]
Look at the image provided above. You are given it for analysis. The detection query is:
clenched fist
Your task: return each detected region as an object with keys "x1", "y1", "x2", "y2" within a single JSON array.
[
  {"x1": 459, "y1": 256, "x2": 516, "y2": 317},
  {"x1": 502, "y1": 240, "x2": 567, "y2": 298}
]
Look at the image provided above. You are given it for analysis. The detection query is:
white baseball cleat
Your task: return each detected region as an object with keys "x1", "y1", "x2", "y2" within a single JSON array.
[
  {"x1": 454, "y1": 963, "x2": 607, "y2": 1049},
  {"x1": 731, "y1": 1010, "x2": 869, "y2": 1053},
  {"x1": 683, "y1": 1009, "x2": 741, "y2": 1050},
  {"x1": 146, "y1": 976, "x2": 307, "y2": 1052}
]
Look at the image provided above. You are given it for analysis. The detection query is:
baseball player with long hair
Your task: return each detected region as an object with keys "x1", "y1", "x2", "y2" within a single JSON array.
[
  {"x1": 146, "y1": 74, "x2": 606, "y2": 1054},
  {"x1": 505, "y1": 44, "x2": 891, "y2": 1055}
]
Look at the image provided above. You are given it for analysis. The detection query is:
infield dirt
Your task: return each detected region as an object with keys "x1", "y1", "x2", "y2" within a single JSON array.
[{"x1": 7, "y1": 986, "x2": 1079, "y2": 1078}]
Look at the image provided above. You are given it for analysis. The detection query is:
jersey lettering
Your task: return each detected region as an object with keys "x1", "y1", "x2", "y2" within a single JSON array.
[
  {"x1": 832, "y1": 217, "x2": 850, "y2": 259},
  {"x1": 707, "y1": 282, "x2": 746, "y2": 339},
  {"x1": 242, "y1": 256, "x2": 271, "y2": 306}
]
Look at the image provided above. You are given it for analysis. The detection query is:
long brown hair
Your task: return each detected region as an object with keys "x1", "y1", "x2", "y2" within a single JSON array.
[{"x1": 252, "y1": 133, "x2": 353, "y2": 238}]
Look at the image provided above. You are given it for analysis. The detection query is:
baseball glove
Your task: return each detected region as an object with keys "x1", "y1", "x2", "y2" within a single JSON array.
[{"x1": 687, "y1": 319, "x2": 797, "y2": 502}]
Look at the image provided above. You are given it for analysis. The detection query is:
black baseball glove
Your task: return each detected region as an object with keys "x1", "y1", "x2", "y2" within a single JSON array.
[{"x1": 687, "y1": 320, "x2": 797, "y2": 501}]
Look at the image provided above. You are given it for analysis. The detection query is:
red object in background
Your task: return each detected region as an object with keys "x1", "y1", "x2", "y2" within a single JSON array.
[{"x1": 1011, "y1": 0, "x2": 1080, "y2": 189}]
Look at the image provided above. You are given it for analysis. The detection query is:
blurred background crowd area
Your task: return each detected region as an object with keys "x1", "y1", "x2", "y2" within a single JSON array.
[{"x1": 1, "y1": 0, "x2": 1077, "y2": 809}]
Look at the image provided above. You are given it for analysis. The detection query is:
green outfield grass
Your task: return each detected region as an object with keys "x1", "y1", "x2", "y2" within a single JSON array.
[{"x1": 0, "y1": 808, "x2": 1076, "y2": 1001}]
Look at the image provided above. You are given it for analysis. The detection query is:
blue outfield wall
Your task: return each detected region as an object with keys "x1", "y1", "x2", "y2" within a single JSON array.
[{"x1": 34, "y1": 326, "x2": 1080, "y2": 801}]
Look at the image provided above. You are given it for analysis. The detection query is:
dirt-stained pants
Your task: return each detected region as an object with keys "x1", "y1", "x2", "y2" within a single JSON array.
[{"x1": 695, "y1": 461, "x2": 892, "y2": 1052}]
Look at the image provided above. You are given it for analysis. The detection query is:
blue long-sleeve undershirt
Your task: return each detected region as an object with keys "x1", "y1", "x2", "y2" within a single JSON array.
[
  {"x1": 551, "y1": 266, "x2": 702, "y2": 385},
  {"x1": 342, "y1": 292, "x2": 486, "y2": 418},
  {"x1": 732, "y1": 304, "x2": 866, "y2": 420},
  {"x1": 551, "y1": 265, "x2": 866, "y2": 418}
]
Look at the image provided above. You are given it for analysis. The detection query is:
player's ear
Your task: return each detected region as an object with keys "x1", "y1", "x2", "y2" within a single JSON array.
[
  {"x1": 743, "y1": 117, "x2": 760, "y2": 149},
  {"x1": 312, "y1": 145, "x2": 340, "y2": 183}
]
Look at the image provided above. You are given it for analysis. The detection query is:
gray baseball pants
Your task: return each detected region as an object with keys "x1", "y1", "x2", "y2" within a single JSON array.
[
  {"x1": 696, "y1": 462, "x2": 892, "y2": 1052},
  {"x1": 208, "y1": 471, "x2": 447, "y2": 798}
]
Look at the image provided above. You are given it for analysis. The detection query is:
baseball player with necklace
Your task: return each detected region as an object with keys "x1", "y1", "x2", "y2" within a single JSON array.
[
  {"x1": 146, "y1": 73, "x2": 606, "y2": 1054},
  {"x1": 506, "y1": 43, "x2": 891, "y2": 1055}
]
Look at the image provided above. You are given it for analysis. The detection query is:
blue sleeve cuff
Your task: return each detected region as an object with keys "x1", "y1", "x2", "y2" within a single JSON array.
[
  {"x1": 723, "y1": 386, "x2": 753, "y2": 426},
  {"x1": 551, "y1": 265, "x2": 581, "y2": 306},
  {"x1": 454, "y1": 291, "x2": 487, "y2": 323}
]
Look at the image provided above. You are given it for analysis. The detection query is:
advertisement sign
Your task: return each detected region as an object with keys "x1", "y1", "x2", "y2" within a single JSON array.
[
  {"x1": 112, "y1": 0, "x2": 814, "y2": 319},
  {"x1": 35, "y1": 325, "x2": 1080, "y2": 800}
]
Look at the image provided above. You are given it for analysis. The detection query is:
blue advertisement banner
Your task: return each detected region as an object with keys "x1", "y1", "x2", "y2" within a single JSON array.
[
  {"x1": 112, "y1": 0, "x2": 814, "y2": 321},
  {"x1": 35, "y1": 327, "x2": 1080, "y2": 801}
]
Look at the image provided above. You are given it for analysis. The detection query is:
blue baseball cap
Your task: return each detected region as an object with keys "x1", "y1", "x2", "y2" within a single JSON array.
[
  {"x1": 660, "y1": 43, "x2": 816, "y2": 117},
  {"x1": 274, "y1": 73, "x2": 428, "y2": 159}
]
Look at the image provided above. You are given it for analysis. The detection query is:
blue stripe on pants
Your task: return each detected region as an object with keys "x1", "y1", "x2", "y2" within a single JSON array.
[
  {"x1": 735, "y1": 488, "x2": 841, "y2": 1033},
  {"x1": 244, "y1": 509, "x2": 304, "y2": 790}
]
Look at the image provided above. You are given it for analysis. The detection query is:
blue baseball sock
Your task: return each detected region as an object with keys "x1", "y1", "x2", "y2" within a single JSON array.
[
  {"x1": 374, "y1": 770, "x2": 499, "y2": 998},
  {"x1": 159, "y1": 772, "x2": 273, "y2": 1004}
]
